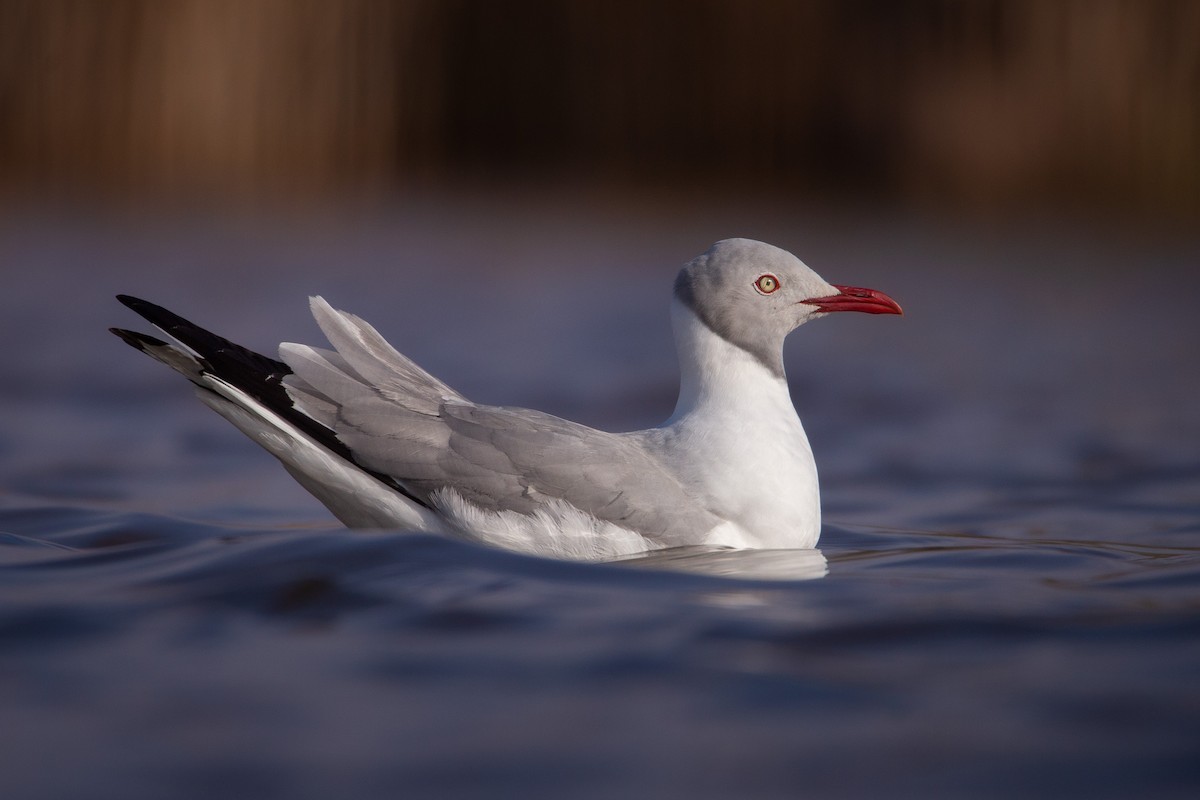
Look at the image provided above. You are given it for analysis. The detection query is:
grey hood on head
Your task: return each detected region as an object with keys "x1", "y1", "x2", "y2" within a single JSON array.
[{"x1": 673, "y1": 239, "x2": 837, "y2": 378}]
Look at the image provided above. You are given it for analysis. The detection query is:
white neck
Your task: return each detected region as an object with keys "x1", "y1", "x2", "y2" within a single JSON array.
[
  {"x1": 661, "y1": 300, "x2": 821, "y2": 549},
  {"x1": 668, "y1": 299, "x2": 792, "y2": 422}
]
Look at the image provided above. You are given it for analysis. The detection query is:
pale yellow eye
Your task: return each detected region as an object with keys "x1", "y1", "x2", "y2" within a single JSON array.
[{"x1": 754, "y1": 274, "x2": 780, "y2": 294}]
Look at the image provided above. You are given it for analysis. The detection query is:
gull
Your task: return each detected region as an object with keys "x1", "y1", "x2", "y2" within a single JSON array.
[{"x1": 111, "y1": 238, "x2": 901, "y2": 560}]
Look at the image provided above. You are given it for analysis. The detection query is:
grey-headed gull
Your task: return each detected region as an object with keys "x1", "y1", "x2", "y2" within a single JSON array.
[{"x1": 111, "y1": 238, "x2": 901, "y2": 559}]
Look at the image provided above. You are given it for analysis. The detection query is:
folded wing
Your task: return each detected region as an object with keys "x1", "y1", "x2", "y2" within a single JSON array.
[{"x1": 282, "y1": 298, "x2": 717, "y2": 547}]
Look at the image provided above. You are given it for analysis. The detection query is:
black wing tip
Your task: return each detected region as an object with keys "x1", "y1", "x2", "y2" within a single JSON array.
[
  {"x1": 112, "y1": 296, "x2": 430, "y2": 512},
  {"x1": 110, "y1": 326, "x2": 168, "y2": 351},
  {"x1": 115, "y1": 294, "x2": 183, "y2": 327},
  {"x1": 116, "y1": 294, "x2": 148, "y2": 310}
]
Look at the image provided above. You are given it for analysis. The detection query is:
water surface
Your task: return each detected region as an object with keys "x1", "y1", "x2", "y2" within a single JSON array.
[{"x1": 2, "y1": 197, "x2": 1198, "y2": 798}]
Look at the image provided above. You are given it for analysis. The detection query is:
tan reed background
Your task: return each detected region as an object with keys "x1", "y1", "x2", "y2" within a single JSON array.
[{"x1": 1, "y1": 0, "x2": 1196, "y2": 217}]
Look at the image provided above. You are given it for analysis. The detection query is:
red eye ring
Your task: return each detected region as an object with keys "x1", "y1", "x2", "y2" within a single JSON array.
[{"x1": 754, "y1": 274, "x2": 781, "y2": 294}]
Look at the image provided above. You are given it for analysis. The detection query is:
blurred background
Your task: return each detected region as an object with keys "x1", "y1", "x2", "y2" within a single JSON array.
[{"x1": 1, "y1": 0, "x2": 1196, "y2": 220}]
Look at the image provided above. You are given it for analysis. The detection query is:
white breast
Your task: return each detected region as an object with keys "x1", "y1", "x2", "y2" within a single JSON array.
[{"x1": 655, "y1": 303, "x2": 822, "y2": 549}]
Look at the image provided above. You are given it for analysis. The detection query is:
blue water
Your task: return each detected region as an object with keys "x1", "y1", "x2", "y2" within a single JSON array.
[{"x1": 2, "y1": 197, "x2": 1198, "y2": 798}]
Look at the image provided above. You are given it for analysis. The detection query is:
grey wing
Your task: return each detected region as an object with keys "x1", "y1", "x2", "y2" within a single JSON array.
[
  {"x1": 331, "y1": 398, "x2": 715, "y2": 546},
  {"x1": 280, "y1": 297, "x2": 716, "y2": 545},
  {"x1": 441, "y1": 404, "x2": 717, "y2": 544}
]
